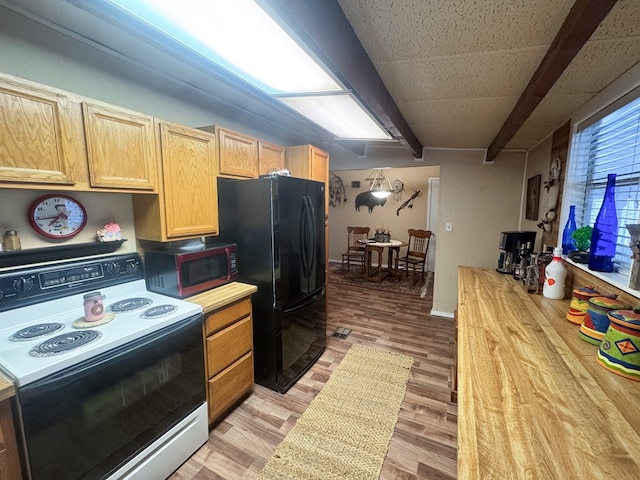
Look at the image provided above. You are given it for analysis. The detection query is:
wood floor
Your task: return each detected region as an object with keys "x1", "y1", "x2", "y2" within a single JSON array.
[{"x1": 170, "y1": 279, "x2": 457, "y2": 479}]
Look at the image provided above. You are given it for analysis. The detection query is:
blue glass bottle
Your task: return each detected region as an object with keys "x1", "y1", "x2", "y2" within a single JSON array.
[
  {"x1": 561, "y1": 205, "x2": 577, "y2": 255},
  {"x1": 589, "y1": 173, "x2": 618, "y2": 272}
]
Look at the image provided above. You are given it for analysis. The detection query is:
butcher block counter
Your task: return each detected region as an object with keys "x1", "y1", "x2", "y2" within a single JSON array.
[
  {"x1": 187, "y1": 281, "x2": 257, "y2": 423},
  {"x1": 186, "y1": 282, "x2": 257, "y2": 314},
  {"x1": 0, "y1": 374, "x2": 14, "y2": 401},
  {"x1": 458, "y1": 267, "x2": 640, "y2": 479}
]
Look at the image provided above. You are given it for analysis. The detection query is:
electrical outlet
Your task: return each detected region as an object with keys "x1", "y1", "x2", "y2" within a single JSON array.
[{"x1": 445, "y1": 222, "x2": 453, "y2": 232}]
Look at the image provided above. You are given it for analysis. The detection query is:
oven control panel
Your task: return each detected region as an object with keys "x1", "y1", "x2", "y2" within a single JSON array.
[{"x1": 0, "y1": 254, "x2": 143, "y2": 312}]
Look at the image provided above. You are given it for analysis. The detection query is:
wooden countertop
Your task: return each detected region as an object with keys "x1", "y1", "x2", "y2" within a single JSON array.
[
  {"x1": 0, "y1": 372, "x2": 15, "y2": 402},
  {"x1": 458, "y1": 267, "x2": 640, "y2": 479},
  {"x1": 186, "y1": 282, "x2": 257, "y2": 314}
]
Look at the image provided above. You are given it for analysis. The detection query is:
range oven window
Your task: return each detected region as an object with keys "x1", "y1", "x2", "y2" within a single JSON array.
[
  {"x1": 17, "y1": 314, "x2": 205, "y2": 480},
  {"x1": 180, "y1": 254, "x2": 227, "y2": 288}
]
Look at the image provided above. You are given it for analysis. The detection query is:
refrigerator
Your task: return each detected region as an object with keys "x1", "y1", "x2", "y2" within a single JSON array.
[{"x1": 217, "y1": 175, "x2": 327, "y2": 393}]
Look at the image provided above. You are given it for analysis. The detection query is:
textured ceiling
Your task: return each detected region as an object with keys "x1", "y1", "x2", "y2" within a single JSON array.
[
  {"x1": 3, "y1": 0, "x2": 639, "y2": 156},
  {"x1": 337, "y1": 0, "x2": 640, "y2": 150}
]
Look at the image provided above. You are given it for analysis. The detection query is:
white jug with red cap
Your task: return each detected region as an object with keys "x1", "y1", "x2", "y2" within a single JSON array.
[{"x1": 543, "y1": 247, "x2": 567, "y2": 300}]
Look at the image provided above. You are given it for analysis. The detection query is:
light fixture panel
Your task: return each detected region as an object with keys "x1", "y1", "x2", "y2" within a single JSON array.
[
  {"x1": 105, "y1": 0, "x2": 393, "y2": 141},
  {"x1": 107, "y1": 0, "x2": 342, "y2": 94},
  {"x1": 279, "y1": 94, "x2": 392, "y2": 140}
]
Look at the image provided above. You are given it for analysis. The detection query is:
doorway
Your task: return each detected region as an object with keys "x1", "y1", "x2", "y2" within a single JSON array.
[{"x1": 426, "y1": 177, "x2": 439, "y2": 272}]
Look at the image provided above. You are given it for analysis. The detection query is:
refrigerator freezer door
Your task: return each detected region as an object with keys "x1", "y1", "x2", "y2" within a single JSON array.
[{"x1": 273, "y1": 287, "x2": 326, "y2": 392}]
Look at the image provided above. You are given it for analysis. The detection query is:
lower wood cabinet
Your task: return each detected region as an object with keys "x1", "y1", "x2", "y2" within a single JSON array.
[
  {"x1": 198, "y1": 293, "x2": 255, "y2": 424},
  {"x1": 0, "y1": 399, "x2": 22, "y2": 480},
  {"x1": 209, "y1": 352, "x2": 254, "y2": 421}
]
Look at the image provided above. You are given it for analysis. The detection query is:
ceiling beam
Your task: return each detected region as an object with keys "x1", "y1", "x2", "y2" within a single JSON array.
[
  {"x1": 486, "y1": 0, "x2": 618, "y2": 162},
  {"x1": 262, "y1": 0, "x2": 424, "y2": 158}
]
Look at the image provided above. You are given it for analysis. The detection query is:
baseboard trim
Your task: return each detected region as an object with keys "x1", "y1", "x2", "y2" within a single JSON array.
[{"x1": 430, "y1": 310, "x2": 455, "y2": 319}]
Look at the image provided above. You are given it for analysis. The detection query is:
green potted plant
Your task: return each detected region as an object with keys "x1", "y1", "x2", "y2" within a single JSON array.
[{"x1": 568, "y1": 225, "x2": 593, "y2": 263}]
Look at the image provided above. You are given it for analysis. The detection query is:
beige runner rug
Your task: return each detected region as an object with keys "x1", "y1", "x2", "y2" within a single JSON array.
[{"x1": 257, "y1": 344, "x2": 414, "y2": 480}]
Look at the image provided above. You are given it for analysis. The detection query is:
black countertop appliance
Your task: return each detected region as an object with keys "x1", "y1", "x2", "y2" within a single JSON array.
[{"x1": 497, "y1": 231, "x2": 536, "y2": 274}]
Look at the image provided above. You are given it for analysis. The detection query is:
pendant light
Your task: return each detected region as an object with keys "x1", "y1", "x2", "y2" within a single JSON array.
[{"x1": 366, "y1": 167, "x2": 393, "y2": 199}]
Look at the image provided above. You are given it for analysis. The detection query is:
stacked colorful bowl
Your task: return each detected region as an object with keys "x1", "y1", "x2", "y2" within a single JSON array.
[
  {"x1": 579, "y1": 296, "x2": 631, "y2": 345},
  {"x1": 566, "y1": 287, "x2": 600, "y2": 324},
  {"x1": 597, "y1": 309, "x2": 640, "y2": 381}
]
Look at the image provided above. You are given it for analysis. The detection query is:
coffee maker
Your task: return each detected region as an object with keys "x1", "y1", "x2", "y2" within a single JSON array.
[{"x1": 497, "y1": 231, "x2": 537, "y2": 274}]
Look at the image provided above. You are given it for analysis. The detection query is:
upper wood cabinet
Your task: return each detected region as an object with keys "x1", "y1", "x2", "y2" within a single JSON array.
[
  {"x1": 210, "y1": 126, "x2": 259, "y2": 178},
  {"x1": 133, "y1": 121, "x2": 218, "y2": 241},
  {"x1": 285, "y1": 145, "x2": 330, "y2": 211},
  {"x1": 82, "y1": 102, "x2": 157, "y2": 191},
  {"x1": 258, "y1": 140, "x2": 285, "y2": 175},
  {"x1": 0, "y1": 75, "x2": 85, "y2": 186}
]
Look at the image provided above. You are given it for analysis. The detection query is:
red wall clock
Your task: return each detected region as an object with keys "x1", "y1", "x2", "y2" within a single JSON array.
[{"x1": 28, "y1": 194, "x2": 88, "y2": 239}]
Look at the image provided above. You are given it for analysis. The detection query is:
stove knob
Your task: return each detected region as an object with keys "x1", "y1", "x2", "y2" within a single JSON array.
[
  {"x1": 125, "y1": 261, "x2": 140, "y2": 274},
  {"x1": 12, "y1": 277, "x2": 33, "y2": 292},
  {"x1": 105, "y1": 262, "x2": 121, "y2": 275}
]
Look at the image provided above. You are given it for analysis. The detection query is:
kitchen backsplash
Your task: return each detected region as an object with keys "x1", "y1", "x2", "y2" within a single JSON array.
[{"x1": 0, "y1": 189, "x2": 137, "y2": 260}]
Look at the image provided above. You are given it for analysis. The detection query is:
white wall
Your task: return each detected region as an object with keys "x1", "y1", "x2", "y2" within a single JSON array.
[
  {"x1": 433, "y1": 150, "x2": 526, "y2": 316},
  {"x1": 0, "y1": 189, "x2": 137, "y2": 269},
  {"x1": 521, "y1": 136, "x2": 553, "y2": 252}
]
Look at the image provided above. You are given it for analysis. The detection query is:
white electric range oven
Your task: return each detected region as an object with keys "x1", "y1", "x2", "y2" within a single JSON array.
[{"x1": 0, "y1": 253, "x2": 207, "y2": 480}]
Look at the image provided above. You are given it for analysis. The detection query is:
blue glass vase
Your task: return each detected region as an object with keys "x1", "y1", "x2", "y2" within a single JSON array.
[
  {"x1": 562, "y1": 205, "x2": 577, "y2": 255},
  {"x1": 589, "y1": 173, "x2": 618, "y2": 272}
]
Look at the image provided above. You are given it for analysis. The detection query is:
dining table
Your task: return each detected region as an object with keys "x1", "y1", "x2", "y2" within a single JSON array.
[{"x1": 359, "y1": 239, "x2": 408, "y2": 282}]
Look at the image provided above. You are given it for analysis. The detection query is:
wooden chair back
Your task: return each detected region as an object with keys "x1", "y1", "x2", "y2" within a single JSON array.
[
  {"x1": 347, "y1": 226, "x2": 370, "y2": 252},
  {"x1": 406, "y1": 229, "x2": 433, "y2": 260}
]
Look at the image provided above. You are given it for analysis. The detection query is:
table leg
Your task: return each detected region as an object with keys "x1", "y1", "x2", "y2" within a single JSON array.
[
  {"x1": 364, "y1": 247, "x2": 371, "y2": 280},
  {"x1": 387, "y1": 246, "x2": 401, "y2": 278},
  {"x1": 364, "y1": 245, "x2": 384, "y2": 282},
  {"x1": 376, "y1": 248, "x2": 382, "y2": 282}
]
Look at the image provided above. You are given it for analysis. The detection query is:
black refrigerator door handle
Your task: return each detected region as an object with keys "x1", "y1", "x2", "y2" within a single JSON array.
[
  {"x1": 281, "y1": 286, "x2": 325, "y2": 315},
  {"x1": 304, "y1": 196, "x2": 317, "y2": 274},
  {"x1": 300, "y1": 200, "x2": 309, "y2": 278}
]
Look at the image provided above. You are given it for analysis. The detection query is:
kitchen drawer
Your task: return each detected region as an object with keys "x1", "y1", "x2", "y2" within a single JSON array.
[
  {"x1": 0, "y1": 400, "x2": 21, "y2": 480},
  {"x1": 206, "y1": 316, "x2": 252, "y2": 377},
  {"x1": 205, "y1": 298, "x2": 251, "y2": 335},
  {"x1": 208, "y1": 352, "x2": 253, "y2": 421}
]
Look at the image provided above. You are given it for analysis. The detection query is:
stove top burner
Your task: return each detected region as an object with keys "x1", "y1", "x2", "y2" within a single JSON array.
[
  {"x1": 140, "y1": 304, "x2": 179, "y2": 319},
  {"x1": 109, "y1": 297, "x2": 153, "y2": 313},
  {"x1": 9, "y1": 323, "x2": 65, "y2": 342},
  {"x1": 29, "y1": 330, "x2": 102, "y2": 357}
]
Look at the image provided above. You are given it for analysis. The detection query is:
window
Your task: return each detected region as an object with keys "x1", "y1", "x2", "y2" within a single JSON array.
[{"x1": 566, "y1": 91, "x2": 640, "y2": 275}]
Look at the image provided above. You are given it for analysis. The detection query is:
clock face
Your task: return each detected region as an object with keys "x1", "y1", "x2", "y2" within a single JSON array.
[{"x1": 28, "y1": 194, "x2": 87, "y2": 239}]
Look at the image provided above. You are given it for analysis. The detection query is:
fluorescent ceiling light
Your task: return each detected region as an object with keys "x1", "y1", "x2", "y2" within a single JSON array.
[
  {"x1": 279, "y1": 94, "x2": 391, "y2": 140},
  {"x1": 106, "y1": 0, "x2": 392, "y2": 140},
  {"x1": 108, "y1": 0, "x2": 341, "y2": 94}
]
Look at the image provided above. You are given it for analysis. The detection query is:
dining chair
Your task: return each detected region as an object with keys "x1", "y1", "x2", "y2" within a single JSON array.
[
  {"x1": 396, "y1": 229, "x2": 433, "y2": 283},
  {"x1": 341, "y1": 226, "x2": 370, "y2": 272}
]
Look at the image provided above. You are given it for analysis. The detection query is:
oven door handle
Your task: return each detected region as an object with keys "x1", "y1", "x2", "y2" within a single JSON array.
[{"x1": 18, "y1": 313, "x2": 203, "y2": 398}]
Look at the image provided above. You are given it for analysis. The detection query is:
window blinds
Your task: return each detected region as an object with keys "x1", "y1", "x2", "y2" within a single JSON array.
[{"x1": 566, "y1": 95, "x2": 640, "y2": 274}]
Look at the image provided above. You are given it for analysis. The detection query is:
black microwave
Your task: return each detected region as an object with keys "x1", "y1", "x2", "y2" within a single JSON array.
[{"x1": 144, "y1": 243, "x2": 238, "y2": 298}]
